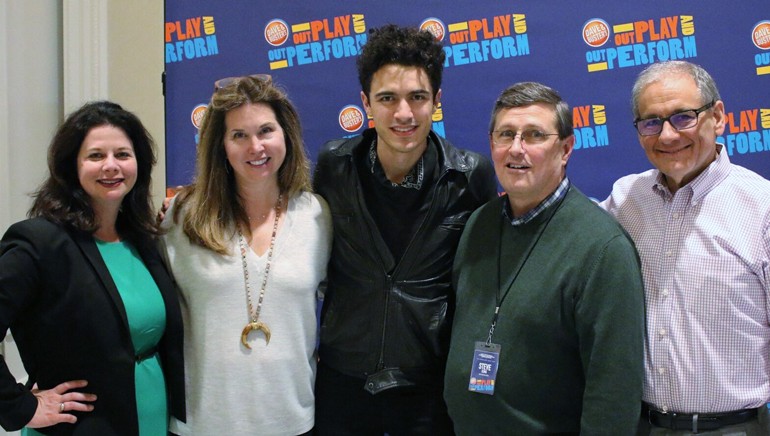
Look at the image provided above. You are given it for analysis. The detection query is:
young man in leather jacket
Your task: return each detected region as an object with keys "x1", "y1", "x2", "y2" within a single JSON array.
[{"x1": 313, "y1": 24, "x2": 498, "y2": 435}]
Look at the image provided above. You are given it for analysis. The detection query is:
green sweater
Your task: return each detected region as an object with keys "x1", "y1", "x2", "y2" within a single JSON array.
[{"x1": 444, "y1": 187, "x2": 644, "y2": 435}]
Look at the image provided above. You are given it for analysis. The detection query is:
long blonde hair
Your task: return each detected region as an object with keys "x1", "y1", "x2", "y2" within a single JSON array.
[{"x1": 174, "y1": 75, "x2": 311, "y2": 254}]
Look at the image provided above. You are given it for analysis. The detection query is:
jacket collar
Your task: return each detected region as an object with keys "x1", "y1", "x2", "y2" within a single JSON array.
[
  {"x1": 68, "y1": 228, "x2": 131, "y2": 333},
  {"x1": 331, "y1": 128, "x2": 473, "y2": 174}
]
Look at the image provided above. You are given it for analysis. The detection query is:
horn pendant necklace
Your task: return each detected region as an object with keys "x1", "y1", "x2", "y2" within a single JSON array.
[{"x1": 238, "y1": 194, "x2": 282, "y2": 349}]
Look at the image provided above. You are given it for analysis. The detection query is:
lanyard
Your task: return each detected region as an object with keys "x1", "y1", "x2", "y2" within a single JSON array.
[{"x1": 485, "y1": 193, "x2": 566, "y2": 345}]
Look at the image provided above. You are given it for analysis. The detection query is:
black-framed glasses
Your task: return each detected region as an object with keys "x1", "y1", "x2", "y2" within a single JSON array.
[
  {"x1": 214, "y1": 74, "x2": 272, "y2": 91},
  {"x1": 633, "y1": 100, "x2": 715, "y2": 136},
  {"x1": 490, "y1": 129, "x2": 559, "y2": 148}
]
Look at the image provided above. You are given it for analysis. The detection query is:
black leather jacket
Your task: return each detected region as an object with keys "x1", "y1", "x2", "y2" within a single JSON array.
[{"x1": 313, "y1": 129, "x2": 497, "y2": 393}]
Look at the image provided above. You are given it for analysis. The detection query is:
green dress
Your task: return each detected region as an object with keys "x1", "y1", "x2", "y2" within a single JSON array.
[{"x1": 24, "y1": 239, "x2": 168, "y2": 435}]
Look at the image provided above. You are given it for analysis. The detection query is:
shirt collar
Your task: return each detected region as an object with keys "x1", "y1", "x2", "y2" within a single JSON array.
[
  {"x1": 652, "y1": 143, "x2": 731, "y2": 202},
  {"x1": 368, "y1": 137, "x2": 425, "y2": 190},
  {"x1": 503, "y1": 177, "x2": 571, "y2": 226}
]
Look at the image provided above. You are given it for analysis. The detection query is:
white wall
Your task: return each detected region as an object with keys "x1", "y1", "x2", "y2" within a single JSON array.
[
  {"x1": 107, "y1": 0, "x2": 166, "y2": 203},
  {"x1": 1, "y1": 2, "x2": 62, "y2": 230},
  {"x1": 0, "y1": 1, "x2": 164, "y2": 434}
]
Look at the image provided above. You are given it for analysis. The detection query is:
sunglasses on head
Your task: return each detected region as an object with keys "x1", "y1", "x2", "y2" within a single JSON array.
[{"x1": 213, "y1": 74, "x2": 272, "y2": 91}]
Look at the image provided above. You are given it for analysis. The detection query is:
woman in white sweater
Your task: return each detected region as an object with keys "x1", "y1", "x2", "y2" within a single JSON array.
[{"x1": 161, "y1": 75, "x2": 332, "y2": 436}]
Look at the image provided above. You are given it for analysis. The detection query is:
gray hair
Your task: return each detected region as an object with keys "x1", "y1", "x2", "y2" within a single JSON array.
[{"x1": 631, "y1": 61, "x2": 721, "y2": 119}]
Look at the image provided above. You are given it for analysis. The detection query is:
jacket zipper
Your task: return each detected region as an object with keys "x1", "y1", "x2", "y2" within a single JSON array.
[
  {"x1": 376, "y1": 274, "x2": 393, "y2": 371},
  {"x1": 349, "y1": 153, "x2": 394, "y2": 373},
  {"x1": 374, "y1": 169, "x2": 451, "y2": 372}
]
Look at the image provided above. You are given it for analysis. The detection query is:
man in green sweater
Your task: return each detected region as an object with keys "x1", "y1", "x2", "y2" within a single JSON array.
[{"x1": 444, "y1": 82, "x2": 645, "y2": 435}]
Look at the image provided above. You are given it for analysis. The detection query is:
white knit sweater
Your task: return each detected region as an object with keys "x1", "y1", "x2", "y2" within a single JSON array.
[{"x1": 161, "y1": 191, "x2": 332, "y2": 435}]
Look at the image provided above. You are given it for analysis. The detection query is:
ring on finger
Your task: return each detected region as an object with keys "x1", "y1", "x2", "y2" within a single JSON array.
[{"x1": 59, "y1": 402, "x2": 65, "y2": 413}]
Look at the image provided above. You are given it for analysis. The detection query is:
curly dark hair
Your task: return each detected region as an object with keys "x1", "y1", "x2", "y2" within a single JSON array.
[
  {"x1": 357, "y1": 24, "x2": 445, "y2": 99},
  {"x1": 29, "y1": 101, "x2": 159, "y2": 244}
]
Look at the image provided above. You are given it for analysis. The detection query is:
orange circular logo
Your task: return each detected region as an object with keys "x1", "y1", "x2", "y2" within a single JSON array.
[
  {"x1": 420, "y1": 18, "x2": 446, "y2": 42},
  {"x1": 191, "y1": 104, "x2": 207, "y2": 129},
  {"x1": 752, "y1": 21, "x2": 770, "y2": 50},
  {"x1": 338, "y1": 105, "x2": 364, "y2": 133},
  {"x1": 265, "y1": 19, "x2": 289, "y2": 46},
  {"x1": 583, "y1": 19, "x2": 610, "y2": 47}
]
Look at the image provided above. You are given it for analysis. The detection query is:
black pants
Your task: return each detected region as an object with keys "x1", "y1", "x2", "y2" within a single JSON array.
[
  {"x1": 314, "y1": 362, "x2": 454, "y2": 435},
  {"x1": 637, "y1": 403, "x2": 770, "y2": 435}
]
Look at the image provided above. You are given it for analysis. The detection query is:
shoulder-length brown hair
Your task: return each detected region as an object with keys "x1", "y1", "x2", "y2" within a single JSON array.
[
  {"x1": 29, "y1": 100, "x2": 159, "y2": 244},
  {"x1": 174, "y1": 75, "x2": 311, "y2": 254}
]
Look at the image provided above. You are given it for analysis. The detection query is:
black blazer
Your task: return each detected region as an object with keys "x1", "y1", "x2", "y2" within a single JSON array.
[{"x1": 0, "y1": 218, "x2": 185, "y2": 435}]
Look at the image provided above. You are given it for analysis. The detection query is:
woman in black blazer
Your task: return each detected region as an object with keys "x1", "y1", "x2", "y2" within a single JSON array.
[{"x1": 0, "y1": 101, "x2": 185, "y2": 435}]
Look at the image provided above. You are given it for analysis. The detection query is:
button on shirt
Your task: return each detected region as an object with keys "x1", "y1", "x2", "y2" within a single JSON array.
[{"x1": 600, "y1": 146, "x2": 770, "y2": 413}]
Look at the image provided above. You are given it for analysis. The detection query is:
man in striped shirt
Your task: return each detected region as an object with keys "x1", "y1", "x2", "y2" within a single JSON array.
[{"x1": 601, "y1": 60, "x2": 770, "y2": 435}]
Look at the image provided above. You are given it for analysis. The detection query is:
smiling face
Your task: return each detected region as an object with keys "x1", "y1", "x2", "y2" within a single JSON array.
[
  {"x1": 223, "y1": 102, "x2": 286, "y2": 191},
  {"x1": 490, "y1": 103, "x2": 573, "y2": 217},
  {"x1": 361, "y1": 64, "x2": 440, "y2": 162},
  {"x1": 636, "y1": 73, "x2": 725, "y2": 192},
  {"x1": 77, "y1": 124, "x2": 137, "y2": 216}
]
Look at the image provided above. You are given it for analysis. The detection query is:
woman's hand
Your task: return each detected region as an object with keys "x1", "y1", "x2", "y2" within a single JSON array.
[
  {"x1": 27, "y1": 380, "x2": 97, "y2": 428},
  {"x1": 156, "y1": 186, "x2": 182, "y2": 224}
]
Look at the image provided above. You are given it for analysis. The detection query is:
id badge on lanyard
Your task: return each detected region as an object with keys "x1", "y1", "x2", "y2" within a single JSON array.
[{"x1": 468, "y1": 341, "x2": 501, "y2": 395}]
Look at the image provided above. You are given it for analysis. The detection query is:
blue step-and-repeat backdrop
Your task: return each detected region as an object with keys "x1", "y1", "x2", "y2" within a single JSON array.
[{"x1": 164, "y1": 1, "x2": 770, "y2": 200}]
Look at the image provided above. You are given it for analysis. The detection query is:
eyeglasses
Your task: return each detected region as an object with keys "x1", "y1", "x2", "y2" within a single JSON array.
[
  {"x1": 490, "y1": 129, "x2": 559, "y2": 148},
  {"x1": 213, "y1": 74, "x2": 272, "y2": 91},
  {"x1": 633, "y1": 100, "x2": 714, "y2": 136}
]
